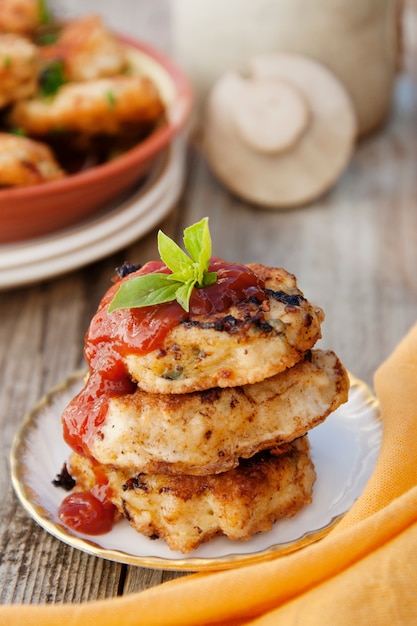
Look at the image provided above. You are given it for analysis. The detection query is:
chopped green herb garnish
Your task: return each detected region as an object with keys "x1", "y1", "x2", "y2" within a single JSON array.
[
  {"x1": 106, "y1": 90, "x2": 116, "y2": 107},
  {"x1": 108, "y1": 217, "x2": 217, "y2": 313},
  {"x1": 3, "y1": 56, "x2": 11, "y2": 68},
  {"x1": 38, "y1": 0, "x2": 52, "y2": 25},
  {"x1": 36, "y1": 32, "x2": 58, "y2": 45},
  {"x1": 11, "y1": 127, "x2": 26, "y2": 137},
  {"x1": 39, "y1": 60, "x2": 66, "y2": 97}
]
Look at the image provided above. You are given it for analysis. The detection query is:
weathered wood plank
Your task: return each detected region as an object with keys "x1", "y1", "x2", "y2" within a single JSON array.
[
  {"x1": 123, "y1": 566, "x2": 189, "y2": 595},
  {"x1": 0, "y1": 495, "x2": 122, "y2": 603}
]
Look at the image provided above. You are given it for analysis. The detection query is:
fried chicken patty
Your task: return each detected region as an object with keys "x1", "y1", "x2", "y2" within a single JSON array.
[
  {"x1": 69, "y1": 436, "x2": 316, "y2": 553},
  {"x1": 40, "y1": 14, "x2": 127, "y2": 82},
  {"x1": 8, "y1": 74, "x2": 165, "y2": 136},
  {"x1": 0, "y1": 0, "x2": 40, "y2": 36},
  {"x1": 0, "y1": 132, "x2": 64, "y2": 186},
  {"x1": 0, "y1": 33, "x2": 39, "y2": 107},
  {"x1": 125, "y1": 264, "x2": 324, "y2": 394},
  {"x1": 92, "y1": 349, "x2": 348, "y2": 475}
]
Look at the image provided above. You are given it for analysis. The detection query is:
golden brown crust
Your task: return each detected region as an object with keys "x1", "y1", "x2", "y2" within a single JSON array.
[
  {"x1": 0, "y1": 0, "x2": 40, "y2": 36},
  {"x1": 0, "y1": 132, "x2": 65, "y2": 186},
  {"x1": 8, "y1": 74, "x2": 165, "y2": 137},
  {"x1": 40, "y1": 14, "x2": 127, "y2": 82},
  {"x1": 69, "y1": 436, "x2": 316, "y2": 553},
  {"x1": 92, "y1": 349, "x2": 349, "y2": 475},
  {"x1": 125, "y1": 264, "x2": 325, "y2": 394},
  {"x1": 0, "y1": 34, "x2": 39, "y2": 107}
]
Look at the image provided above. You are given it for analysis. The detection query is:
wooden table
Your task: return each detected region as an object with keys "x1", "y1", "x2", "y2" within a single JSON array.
[{"x1": 1, "y1": 0, "x2": 416, "y2": 605}]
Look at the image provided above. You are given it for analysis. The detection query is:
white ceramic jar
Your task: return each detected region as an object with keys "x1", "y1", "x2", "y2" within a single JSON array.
[{"x1": 171, "y1": 0, "x2": 401, "y2": 136}]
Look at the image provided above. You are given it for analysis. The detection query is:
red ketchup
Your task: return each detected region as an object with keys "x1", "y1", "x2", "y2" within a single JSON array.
[
  {"x1": 60, "y1": 258, "x2": 265, "y2": 534},
  {"x1": 58, "y1": 489, "x2": 115, "y2": 535}
]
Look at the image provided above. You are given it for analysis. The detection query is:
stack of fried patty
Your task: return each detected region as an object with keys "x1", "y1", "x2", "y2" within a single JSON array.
[{"x1": 67, "y1": 263, "x2": 349, "y2": 553}]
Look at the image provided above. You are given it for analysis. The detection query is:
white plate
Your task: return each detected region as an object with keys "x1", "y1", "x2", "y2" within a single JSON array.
[
  {"x1": 0, "y1": 138, "x2": 185, "y2": 290},
  {"x1": 10, "y1": 372, "x2": 381, "y2": 571}
]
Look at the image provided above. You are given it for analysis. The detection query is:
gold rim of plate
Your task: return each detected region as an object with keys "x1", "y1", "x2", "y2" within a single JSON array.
[{"x1": 10, "y1": 370, "x2": 380, "y2": 572}]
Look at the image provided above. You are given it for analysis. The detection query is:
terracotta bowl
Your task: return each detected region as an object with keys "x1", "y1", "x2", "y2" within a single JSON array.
[{"x1": 0, "y1": 36, "x2": 193, "y2": 244}]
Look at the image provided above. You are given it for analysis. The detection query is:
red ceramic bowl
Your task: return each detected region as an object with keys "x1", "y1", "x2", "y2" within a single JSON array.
[{"x1": 0, "y1": 36, "x2": 193, "y2": 243}]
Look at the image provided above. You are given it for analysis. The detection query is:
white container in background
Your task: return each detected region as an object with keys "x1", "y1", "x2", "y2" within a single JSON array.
[{"x1": 171, "y1": 0, "x2": 401, "y2": 136}]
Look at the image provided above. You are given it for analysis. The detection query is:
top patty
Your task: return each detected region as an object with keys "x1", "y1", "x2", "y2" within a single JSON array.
[{"x1": 125, "y1": 264, "x2": 325, "y2": 394}]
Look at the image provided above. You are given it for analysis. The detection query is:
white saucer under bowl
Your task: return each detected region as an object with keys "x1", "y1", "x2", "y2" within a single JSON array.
[{"x1": 0, "y1": 137, "x2": 185, "y2": 290}]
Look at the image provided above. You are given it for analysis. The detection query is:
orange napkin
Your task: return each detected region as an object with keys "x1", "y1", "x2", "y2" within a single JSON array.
[{"x1": 3, "y1": 322, "x2": 417, "y2": 625}]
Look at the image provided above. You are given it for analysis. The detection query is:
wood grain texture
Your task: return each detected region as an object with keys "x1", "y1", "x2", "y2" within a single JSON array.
[{"x1": 0, "y1": 0, "x2": 416, "y2": 606}]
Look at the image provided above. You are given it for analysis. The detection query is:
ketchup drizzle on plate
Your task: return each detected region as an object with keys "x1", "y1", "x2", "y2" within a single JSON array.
[{"x1": 58, "y1": 489, "x2": 115, "y2": 535}]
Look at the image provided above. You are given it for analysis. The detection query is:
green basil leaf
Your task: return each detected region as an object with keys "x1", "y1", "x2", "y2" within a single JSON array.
[
  {"x1": 183, "y1": 218, "x2": 204, "y2": 263},
  {"x1": 202, "y1": 271, "x2": 217, "y2": 287},
  {"x1": 175, "y1": 279, "x2": 196, "y2": 312},
  {"x1": 183, "y1": 217, "x2": 212, "y2": 284},
  {"x1": 108, "y1": 274, "x2": 182, "y2": 312},
  {"x1": 169, "y1": 265, "x2": 197, "y2": 284},
  {"x1": 108, "y1": 217, "x2": 218, "y2": 313},
  {"x1": 158, "y1": 230, "x2": 193, "y2": 275}
]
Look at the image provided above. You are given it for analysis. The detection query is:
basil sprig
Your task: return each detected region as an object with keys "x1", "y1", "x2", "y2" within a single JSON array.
[{"x1": 108, "y1": 218, "x2": 217, "y2": 313}]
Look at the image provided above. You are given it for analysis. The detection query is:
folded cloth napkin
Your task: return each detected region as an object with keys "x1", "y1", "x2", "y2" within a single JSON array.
[{"x1": 3, "y1": 322, "x2": 417, "y2": 625}]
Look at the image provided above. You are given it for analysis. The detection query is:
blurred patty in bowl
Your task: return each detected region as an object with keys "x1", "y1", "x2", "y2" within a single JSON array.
[{"x1": 0, "y1": 14, "x2": 192, "y2": 243}]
